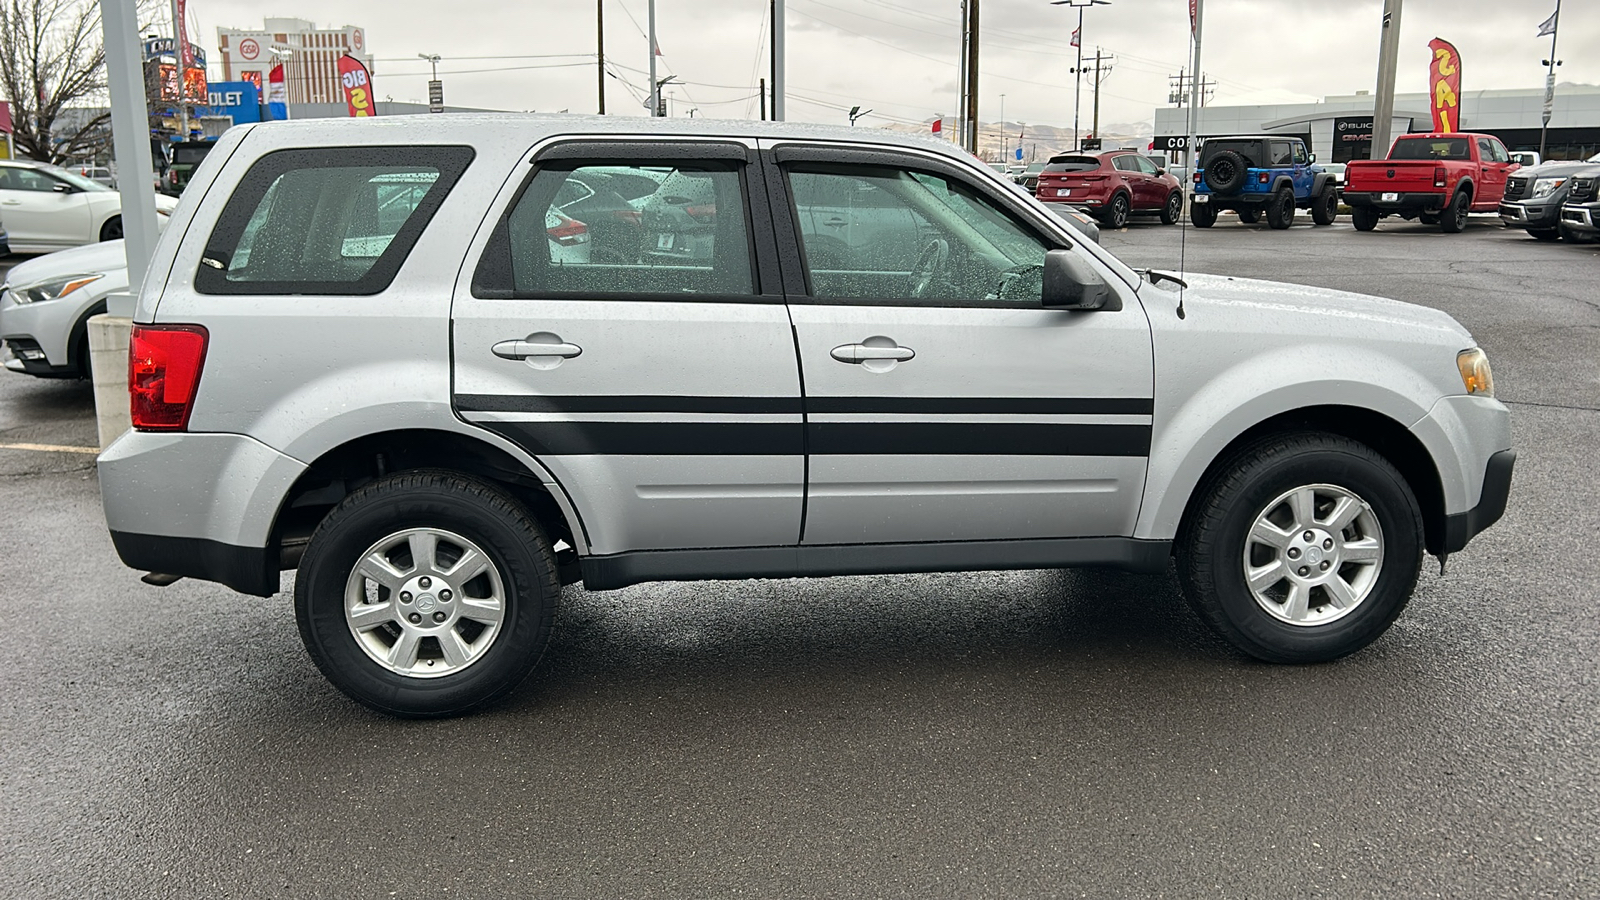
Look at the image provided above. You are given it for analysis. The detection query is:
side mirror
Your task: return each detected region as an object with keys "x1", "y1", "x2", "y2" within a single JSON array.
[
  {"x1": 1041, "y1": 248, "x2": 1118, "y2": 311},
  {"x1": 1156, "y1": 168, "x2": 1167, "y2": 176},
  {"x1": 1309, "y1": 153, "x2": 1318, "y2": 163},
  {"x1": 52, "y1": 181, "x2": 74, "y2": 194}
]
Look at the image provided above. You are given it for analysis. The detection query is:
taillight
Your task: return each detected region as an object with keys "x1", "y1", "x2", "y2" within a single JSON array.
[
  {"x1": 546, "y1": 216, "x2": 589, "y2": 246},
  {"x1": 169, "y1": 169, "x2": 179, "y2": 185},
  {"x1": 1434, "y1": 166, "x2": 1447, "y2": 188},
  {"x1": 1193, "y1": 172, "x2": 1201, "y2": 184},
  {"x1": 1258, "y1": 172, "x2": 1270, "y2": 184},
  {"x1": 685, "y1": 203, "x2": 717, "y2": 223},
  {"x1": 129, "y1": 324, "x2": 208, "y2": 431}
]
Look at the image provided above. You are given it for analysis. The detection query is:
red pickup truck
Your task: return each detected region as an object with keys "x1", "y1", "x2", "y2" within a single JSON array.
[{"x1": 1344, "y1": 132, "x2": 1518, "y2": 233}]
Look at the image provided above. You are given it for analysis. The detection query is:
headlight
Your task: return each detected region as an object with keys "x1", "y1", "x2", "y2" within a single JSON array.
[
  {"x1": 1531, "y1": 177, "x2": 1566, "y2": 198},
  {"x1": 1457, "y1": 348, "x2": 1495, "y2": 397},
  {"x1": 9, "y1": 274, "x2": 104, "y2": 305}
]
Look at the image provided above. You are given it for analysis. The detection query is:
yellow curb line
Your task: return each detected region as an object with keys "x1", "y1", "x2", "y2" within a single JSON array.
[{"x1": 0, "y1": 442, "x2": 100, "y2": 455}]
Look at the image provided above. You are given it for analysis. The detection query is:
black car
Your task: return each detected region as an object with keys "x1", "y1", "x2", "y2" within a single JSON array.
[
  {"x1": 1557, "y1": 167, "x2": 1600, "y2": 243},
  {"x1": 1499, "y1": 153, "x2": 1600, "y2": 241}
]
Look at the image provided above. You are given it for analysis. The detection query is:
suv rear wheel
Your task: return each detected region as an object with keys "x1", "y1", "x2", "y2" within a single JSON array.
[
  {"x1": 1191, "y1": 200, "x2": 1216, "y2": 228},
  {"x1": 295, "y1": 470, "x2": 560, "y2": 717},
  {"x1": 1101, "y1": 192, "x2": 1130, "y2": 228},
  {"x1": 1310, "y1": 185, "x2": 1338, "y2": 226},
  {"x1": 1176, "y1": 433, "x2": 1422, "y2": 663},
  {"x1": 1160, "y1": 190, "x2": 1183, "y2": 225},
  {"x1": 1265, "y1": 187, "x2": 1295, "y2": 229}
]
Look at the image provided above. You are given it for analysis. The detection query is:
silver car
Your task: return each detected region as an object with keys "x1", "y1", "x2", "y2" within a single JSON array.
[{"x1": 99, "y1": 116, "x2": 1513, "y2": 717}]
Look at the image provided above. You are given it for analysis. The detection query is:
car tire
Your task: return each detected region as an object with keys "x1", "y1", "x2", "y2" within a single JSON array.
[
  {"x1": 1237, "y1": 207, "x2": 1260, "y2": 224},
  {"x1": 1100, "y1": 192, "x2": 1130, "y2": 229},
  {"x1": 1529, "y1": 227, "x2": 1561, "y2": 242},
  {"x1": 1440, "y1": 190, "x2": 1470, "y2": 233},
  {"x1": 1190, "y1": 200, "x2": 1216, "y2": 228},
  {"x1": 294, "y1": 470, "x2": 560, "y2": 718},
  {"x1": 1265, "y1": 187, "x2": 1295, "y2": 229},
  {"x1": 99, "y1": 216, "x2": 123, "y2": 242},
  {"x1": 1206, "y1": 150, "x2": 1248, "y2": 195},
  {"x1": 1560, "y1": 224, "x2": 1594, "y2": 244},
  {"x1": 1352, "y1": 207, "x2": 1380, "y2": 232},
  {"x1": 1160, "y1": 190, "x2": 1183, "y2": 225},
  {"x1": 1311, "y1": 186, "x2": 1338, "y2": 226},
  {"x1": 1176, "y1": 432, "x2": 1423, "y2": 664}
]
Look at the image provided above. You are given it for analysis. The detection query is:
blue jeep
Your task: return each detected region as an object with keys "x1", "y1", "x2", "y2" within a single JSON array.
[{"x1": 1190, "y1": 135, "x2": 1339, "y2": 229}]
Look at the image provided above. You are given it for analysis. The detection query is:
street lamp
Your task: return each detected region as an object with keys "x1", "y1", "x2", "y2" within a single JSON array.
[
  {"x1": 1050, "y1": 0, "x2": 1111, "y2": 152},
  {"x1": 652, "y1": 75, "x2": 679, "y2": 116},
  {"x1": 418, "y1": 53, "x2": 441, "y2": 81},
  {"x1": 848, "y1": 105, "x2": 873, "y2": 126}
]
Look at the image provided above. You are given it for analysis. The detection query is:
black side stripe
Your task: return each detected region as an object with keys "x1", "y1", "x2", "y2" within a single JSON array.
[
  {"x1": 479, "y1": 420, "x2": 1150, "y2": 457},
  {"x1": 457, "y1": 394, "x2": 1154, "y2": 416}
]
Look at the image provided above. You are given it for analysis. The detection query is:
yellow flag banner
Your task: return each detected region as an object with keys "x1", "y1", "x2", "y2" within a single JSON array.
[{"x1": 1428, "y1": 38, "x2": 1462, "y2": 132}]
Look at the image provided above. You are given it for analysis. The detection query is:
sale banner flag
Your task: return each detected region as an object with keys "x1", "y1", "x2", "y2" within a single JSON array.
[
  {"x1": 338, "y1": 54, "x2": 377, "y2": 118},
  {"x1": 1428, "y1": 38, "x2": 1461, "y2": 132}
]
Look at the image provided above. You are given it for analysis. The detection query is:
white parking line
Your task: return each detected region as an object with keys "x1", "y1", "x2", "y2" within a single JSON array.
[{"x1": 0, "y1": 442, "x2": 100, "y2": 455}]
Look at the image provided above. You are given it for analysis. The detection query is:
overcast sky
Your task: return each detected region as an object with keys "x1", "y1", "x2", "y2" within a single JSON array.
[{"x1": 187, "y1": 0, "x2": 1595, "y2": 128}]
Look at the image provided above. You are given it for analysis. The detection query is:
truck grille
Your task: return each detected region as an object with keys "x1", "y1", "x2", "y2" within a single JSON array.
[
  {"x1": 1503, "y1": 175, "x2": 1530, "y2": 202},
  {"x1": 1569, "y1": 176, "x2": 1597, "y2": 203}
]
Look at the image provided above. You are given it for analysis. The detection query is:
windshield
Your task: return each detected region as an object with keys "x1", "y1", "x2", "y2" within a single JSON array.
[
  {"x1": 44, "y1": 165, "x2": 112, "y2": 192},
  {"x1": 1389, "y1": 137, "x2": 1470, "y2": 160}
]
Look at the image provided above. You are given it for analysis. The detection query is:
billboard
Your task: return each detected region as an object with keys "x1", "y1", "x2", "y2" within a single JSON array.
[{"x1": 199, "y1": 81, "x2": 263, "y2": 124}]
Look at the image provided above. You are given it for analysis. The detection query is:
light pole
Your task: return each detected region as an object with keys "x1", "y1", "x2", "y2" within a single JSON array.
[
  {"x1": 653, "y1": 74, "x2": 678, "y2": 117},
  {"x1": 418, "y1": 53, "x2": 442, "y2": 113},
  {"x1": 1540, "y1": 0, "x2": 1562, "y2": 159},
  {"x1": 999, "y1": 92, "x2": 1006, "y2": 161},
  {"x1": 418, "y1": 53, "x2": 440, "y2": 81},
  {"x1": 1051, "y1": 0, "x2": 1110, "y2": 152},
  {"x1": 848, "y1": 105, "x2": 872, "y2": 126}
]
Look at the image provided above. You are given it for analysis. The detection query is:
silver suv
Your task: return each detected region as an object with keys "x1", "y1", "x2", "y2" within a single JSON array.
[{"x1": 100, "y1": 117, "x2": 1514, "y2": 717}]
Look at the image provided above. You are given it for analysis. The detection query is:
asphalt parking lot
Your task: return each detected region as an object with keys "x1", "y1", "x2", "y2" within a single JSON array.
[{"x1": 1, "y1": 215, "x2": 1597, "y2": 899}]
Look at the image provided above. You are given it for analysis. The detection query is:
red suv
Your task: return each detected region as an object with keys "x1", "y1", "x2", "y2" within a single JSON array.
[{"x1": 1035, "y1": 150, "x2": 1184, "y2": 228}]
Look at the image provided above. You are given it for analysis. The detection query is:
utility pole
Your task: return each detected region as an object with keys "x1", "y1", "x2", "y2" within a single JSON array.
[
  {"x1": 999, "y1": 93, "x2": 1006, "y2": 161},
  {"x1": 1089, "y1": 49, "x2": 1113, "y2": 148},
  {"x1": 957, "y1": 0, "x2": 968, "y2": 145},
  {"x1": 1540, "y1": 0, "x2": 1562, "y2": 159},
  {"x1": 964, "y1": 0, "x2": 979, "y2": 154},
  {"x1": 168, "y1": 0, "x2": 189, "y2": 139},
  {"x1": 597, "y1": 0, "x2": 605, "y2": 114},
  {"x1": 1371, "y1": 0, "x2": 1403, "y2": 160},
  {"x1": 1187, "y1": 0, "x2": 1204, "y2": 170},
  {"x1": 759, "y1": 76, "x2": 766, "y2": 120},
  {"x1": 647, "y1": 0, "x2": 658, "y2": 116},
  {"x1": 771, "y1": 0, "x2": 785, "y2": 120}
]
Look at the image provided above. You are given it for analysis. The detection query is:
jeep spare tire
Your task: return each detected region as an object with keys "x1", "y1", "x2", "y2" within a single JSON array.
[{"x1": 1205, "y1": 150, "x2": 1248, "y2": 195}]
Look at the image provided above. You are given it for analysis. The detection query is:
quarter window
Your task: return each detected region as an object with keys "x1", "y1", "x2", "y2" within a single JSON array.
[
  {"x1": 196, "y1": 146, "x2": 473, "y2": 295},
  {"x1": 475, "y1": 162, "x2": 755, "y2": 298},
  {"x1": 788, "y1": 164, "x2": 1051, "y2": 305}
]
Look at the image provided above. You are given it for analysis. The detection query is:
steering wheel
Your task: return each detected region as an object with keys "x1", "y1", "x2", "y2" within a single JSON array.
[{"x1": 908, "y1": 238, "x2": 950, "y2": 299}]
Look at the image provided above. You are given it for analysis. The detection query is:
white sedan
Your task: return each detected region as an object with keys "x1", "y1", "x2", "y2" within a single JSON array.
[{"x1": 0, "y1": 159, "x2": 177, "y2": 253}]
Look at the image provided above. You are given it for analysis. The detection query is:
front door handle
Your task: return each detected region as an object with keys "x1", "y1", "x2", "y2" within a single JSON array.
[
  {"x1": 831, "y1": 342, "x2": 915, "y2": 363},
  {"x1": 493, "y1": 332, "x2": 583, "y2": 363}
]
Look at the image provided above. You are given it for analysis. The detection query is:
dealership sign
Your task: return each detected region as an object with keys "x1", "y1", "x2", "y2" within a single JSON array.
[
  {"x1": 142, "y1": 37, "x2": 207, "y2": 69},
  {"x1": 200, "y1": 81, "x2": 262, "y2": 124}
]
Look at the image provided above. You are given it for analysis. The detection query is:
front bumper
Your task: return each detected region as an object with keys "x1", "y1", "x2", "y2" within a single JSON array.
[
  {"x1": 1440, "y1": 449, "x2": 1515, "y2": 554},
  {"x1": 1342, "y1": 191, "x2": 1445, "y2": 214},
  {"x1": 99, "y1": 430, "x2": 308, "y2": 596},
  {"x1": 1498, "y1": 200, "x2": 1561, "y2": 228},
  {"x1": 1560, "y1": 202, "x2": 1600, "y2": 235}
]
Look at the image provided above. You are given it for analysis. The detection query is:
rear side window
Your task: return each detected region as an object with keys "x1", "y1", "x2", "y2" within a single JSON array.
[
  {"x1": 472, "y1": 161, "x2": 755, "y2": 299},
  {"x1": 196, "y1": 146, "x2": 474, "y2": 295},
  {"x1": 1112, "y1": 155, "x2": 1141, "y2": 172}
]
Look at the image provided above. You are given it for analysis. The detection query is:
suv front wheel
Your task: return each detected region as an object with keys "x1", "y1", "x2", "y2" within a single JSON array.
[
  {"x1": 295, "y1": 470, "x2": 560, "y2": 717},
  {"x1": 1176, "y1": 433, "x2": 1422, "y2": 663}
]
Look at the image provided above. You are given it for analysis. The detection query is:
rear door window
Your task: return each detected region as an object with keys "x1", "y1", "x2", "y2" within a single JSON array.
[
  {"x1": 1269, "y1": 142, "x2": 1294, "y2": 166},
  {"x1": 197, "y1": 146, "x2": 474, "y2": 295}
]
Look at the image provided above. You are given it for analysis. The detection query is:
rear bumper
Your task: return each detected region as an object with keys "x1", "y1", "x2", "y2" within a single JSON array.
[
  {"x1": 1191, "y1": 190, "x2": 1275, "y2": 208},
  {"x1": 1343, "y1": 191, "x2": 1445, "y2": 213},
  {"x1": 1499, "y1": 200, "x2": 1560, "y2": 228},
  {"x1": 1440, "y1": 450, "x2": 1515, "y2": 554},
  {"x1": 99, "y1": 430, "x2": 307, "y2": 595}
]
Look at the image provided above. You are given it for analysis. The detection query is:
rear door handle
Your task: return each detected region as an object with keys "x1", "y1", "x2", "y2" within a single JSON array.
[
  {"x1": 831, "y1": 342, "x2": 915, "y2": 363},
  {"x1": 492, "y1": 335, "x2": 583, "y2": 360}
]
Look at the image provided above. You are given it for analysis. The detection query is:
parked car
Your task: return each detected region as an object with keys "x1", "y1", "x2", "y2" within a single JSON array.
[
  {"x1": 74, "y1": 164, "x2": 116, "y2": 188},
  {"x1": 0, "y1": 218, "x2": 9, "y2": 256},
  {"x1": 1497, "y1": 152, "x2": 1600, "y2": 241},
  {"x1": 0, "y1": 158, "x2": 178, "y2": 251},
  {"x1": 1344, "y1": 132, "x2": 1516, "y2": 233},
  {"x1": 0, "y1": 239, "x2": 127, "y2": 377},
  {"x1": 1005, "y1": 181, "x2": 1100, "y2": 243},
  {"x1": 552, "y1": 166, "x2": 666, "y2": 263},
  {"x1": 1508, "y1": 150, "x2": 1542, "y2": 168},
  {"x1": 1013, "y1": 161, "x2": 1047, "y2": 192},
  {"x1": 99, "y1": 115, "x2": 1512, "y2": 717},
  {"x1": 1035, "y1": 150, "x2": 1184, "y2": 227},
  {"x1": 1190, "y1": 135, "x2": 1339, "y2": 229},
  {"x1": 1317, "y1": 161, "x2": 1347, "y2": 198},
  {"x1": 161, "y1": 140, "x2": 217, "y2": 196},
  {"x1": 1557, "y1": 167, "x2": 1600, "y2": 243}
]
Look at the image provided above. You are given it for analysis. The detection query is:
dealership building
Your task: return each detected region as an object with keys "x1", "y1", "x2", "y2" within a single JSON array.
[{"x1": 1154, "y1": 83, "x2": 1600, "y2": 163}]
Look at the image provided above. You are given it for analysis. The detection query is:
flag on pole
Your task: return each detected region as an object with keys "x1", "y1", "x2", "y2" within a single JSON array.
[
  {"x1": 1190, "y1": 0, "x2": 1198, "y2": 35},
  {"x1": 1070, "y1": 27, "x2": 1080, "y2": 48},
  {"x1": 1537, "y1": 9, "x2": 1558, "y2": 36}
]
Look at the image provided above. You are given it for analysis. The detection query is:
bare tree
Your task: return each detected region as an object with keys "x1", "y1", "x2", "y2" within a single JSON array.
[{"x1": 0, "y1": 0, "x2": 159, "y2": 164}]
